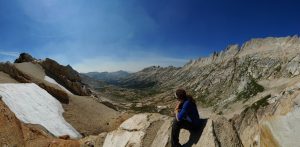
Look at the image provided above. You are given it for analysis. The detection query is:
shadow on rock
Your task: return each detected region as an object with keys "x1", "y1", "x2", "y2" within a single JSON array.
[{"x1": 182, "y1": 119, "x2": 208, "y2": 147}]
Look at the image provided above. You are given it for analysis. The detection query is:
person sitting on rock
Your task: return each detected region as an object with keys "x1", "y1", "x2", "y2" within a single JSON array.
[{"x1": 171, "y1": 89, "x2": 202, "y2": 147}]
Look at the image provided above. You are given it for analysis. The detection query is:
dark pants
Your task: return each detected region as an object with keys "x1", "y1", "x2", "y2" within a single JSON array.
[{"x1": 171, "y1": 118, "x2": 196, "y2": 147}]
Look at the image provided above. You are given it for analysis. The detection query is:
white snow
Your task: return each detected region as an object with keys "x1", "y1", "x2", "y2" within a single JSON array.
[
  {"x1": 0, "y1": 83, "x2": 81, "y2": 139},
  {"x1": 44, "y1": 76, "x2": 73, "y2": 95}
]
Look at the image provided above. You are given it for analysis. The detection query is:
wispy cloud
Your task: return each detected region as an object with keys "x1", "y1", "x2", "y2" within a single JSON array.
[
  {"x1": 0, "y1": 51, "x2": 19, "y2": 57},
  {"x1": 0, "y1": 0, "x2": 204, "y2": 71}
]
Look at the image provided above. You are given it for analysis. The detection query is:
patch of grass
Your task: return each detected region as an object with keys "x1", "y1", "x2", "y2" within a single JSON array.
[
  {"x1": 217, "y1": 111, "x2": 223, "y2": 115},
  {"x1": 274, "y1": 65, "x2": 281, "y2": 72},
  {"x1": 121, "y1": 80, "x2": 158, "y2": 89},
  {"x1": 249, "y1": 94, "x2": 271, "y2": 111},
  {"x1": 96, "y1": 85, "x2": 162, "y2": 101},
  {"x1": 236, "y1": 78, "x2": 264, "y2": 102},
  {"x1": 196, "y1": 89, "x2": 211, "y2": 105},
  {"x1": 143, "y1": 88, "x2": 161, "y2": 97},
  {"x1": 223, "y1": 103, "x2": 229, "y2": 109}
]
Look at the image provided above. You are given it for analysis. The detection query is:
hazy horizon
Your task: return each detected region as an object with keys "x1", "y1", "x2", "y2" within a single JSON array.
[{"x1": 1, "y1": 0, "x2": 300, "y2": 72}]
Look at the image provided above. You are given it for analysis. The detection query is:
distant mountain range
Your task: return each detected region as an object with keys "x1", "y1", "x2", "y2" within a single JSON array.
[{"x1": 82, "y1": 70, "x2": 130, "y2": 84}]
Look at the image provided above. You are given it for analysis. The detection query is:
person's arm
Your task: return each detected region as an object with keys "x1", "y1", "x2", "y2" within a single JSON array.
[
  {"x1": 174, "y1": 102, "x2": 181, "y2": 121},
  {"x1": 176, "y1": 101, "x2": 190, "y2": 121},
  {"x1": 175, "y1": 111, "x2": 179, "y2": 121},
  {"x1": 175, "y1": 101, "x2": 182, "y2": 112}
]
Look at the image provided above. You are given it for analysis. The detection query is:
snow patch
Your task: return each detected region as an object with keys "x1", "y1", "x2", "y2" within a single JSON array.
[
  {"x1": 44, "y1": 76, "x2": 73, "y2": 95},
  {"x1": 0, "y1": 83, "x2": 81, "y2": 138}
]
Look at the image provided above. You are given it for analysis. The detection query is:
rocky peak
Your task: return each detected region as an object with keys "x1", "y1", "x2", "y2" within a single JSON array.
[
  {"x1": 42, "y1": 58, "x2": 81, "y2": 81},
  {"x1": 239, "y1": 35, "x2": 300, "y2": 58},
  {"x1": 185, "y1": 36, "x2": 300, "y2": 69},
  {"x1": 184, "y1": 44, "x2": 240, "y2": 69},
  {"x1": 14, "y1": 53, "x2": 36, "y2": 63},
  {"x1": 41, "y1": 58, "x2": 91, "y2": 96},
  {"x1": 141, "y1": 66, "x2": 163, "y2": 72},
  {"x1": 219, "y1": 44, "x2": 240, "y2": 58}
]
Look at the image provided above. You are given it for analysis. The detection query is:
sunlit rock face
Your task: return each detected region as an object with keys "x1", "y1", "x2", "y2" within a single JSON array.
[
  {"x1": 103, "y1": 113, "x2": 173, "y2": 147},
  {"x1": 230, "y1": 80, "x2": 300, "y2": 147},
  {"x1": 259, "y1": 88, "x2": 300, "y2": 147},
  {"x1": 102, "y1": 113, "x2": 244, "y2": 147}
]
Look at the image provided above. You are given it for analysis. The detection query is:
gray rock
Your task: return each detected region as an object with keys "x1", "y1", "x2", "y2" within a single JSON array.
[{"x1": 102, "y1": 113, "x2": 243, "y2": 147}]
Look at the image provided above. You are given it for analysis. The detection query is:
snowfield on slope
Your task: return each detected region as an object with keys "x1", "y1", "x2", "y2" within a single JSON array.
[
  {"x1": 44, "y1": 76, "x2": 73, "y2": 94},
  {"x1": 0, "y1": 83, "x2": 81, "y2": 138}
]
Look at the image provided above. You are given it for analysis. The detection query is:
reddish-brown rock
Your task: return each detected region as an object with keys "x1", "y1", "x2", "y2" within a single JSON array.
[
  {"x1": 0, "y1": 99, "x2": 80, "y2": 147},
  {"x1": 41, "y1": 58, "x2": 91, "y2": 96}
]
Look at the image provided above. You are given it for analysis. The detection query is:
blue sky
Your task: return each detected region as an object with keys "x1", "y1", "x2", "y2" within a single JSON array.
[{"x1": 0, "y1": 0, "x2": 299, "y2": 72}]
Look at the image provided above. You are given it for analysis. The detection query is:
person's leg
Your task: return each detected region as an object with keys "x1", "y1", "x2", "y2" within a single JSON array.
[
  {"x1": 171, "y1": 118, "x2": 192, "y2": 147},
  {"x1": 171, "y1": 118, "x2": 181, "y2": 147}
]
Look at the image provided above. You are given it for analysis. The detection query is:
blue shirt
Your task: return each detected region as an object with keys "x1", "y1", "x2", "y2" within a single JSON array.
[{"x1": 177, "y1": 99, "x2": 201, "y2": 126}]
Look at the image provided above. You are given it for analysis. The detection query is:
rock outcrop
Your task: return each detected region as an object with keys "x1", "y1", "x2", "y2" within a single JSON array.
[
  {"x1": 14, "y1": 53, "x2": 36, "y2": 63},
  {"x1": 0, "y1": 62, "x2": 32, "y2": 83},
  {"x1": 79, "y1": 132, "x2": 107, "y2": 147},
  {"x1": 41, "y1": 58, "x2": 91, "y2": 96},
  {"x1": 0, "y1": 56, "x2": 91, "y2": 104},
  {"x1": 103, "y1": 113, "x2": 172, "y2": 147},
  {"x1": 230, "y1": 79, "x2": 300, "y2": 147},
  {"x1": 97, "y1": 113, "x2": 243, "y2": 147},
  {"x1": 0, "y1": 62, "x2": 70, "y2": 104},
  {"x1": 38, "y1": 83, "x2": 69, "y2": 104},
  {"x1": 12, "y1": 53, "x2": 92, "y2": 96}
]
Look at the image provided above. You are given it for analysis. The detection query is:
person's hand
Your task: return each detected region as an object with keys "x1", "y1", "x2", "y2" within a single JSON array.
[{"x1": 174, "y1": 101, "x2": 182, "y2": 113}]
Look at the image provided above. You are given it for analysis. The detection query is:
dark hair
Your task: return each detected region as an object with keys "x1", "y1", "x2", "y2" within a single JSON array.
[{"x1": 175, "y1": 89, "x2": 196, "y2": 103}]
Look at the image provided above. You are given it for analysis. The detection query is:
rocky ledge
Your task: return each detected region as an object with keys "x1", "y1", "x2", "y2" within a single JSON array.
[{"x1": 81, "y1": 113, "x2": 242, "y2": 147}]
